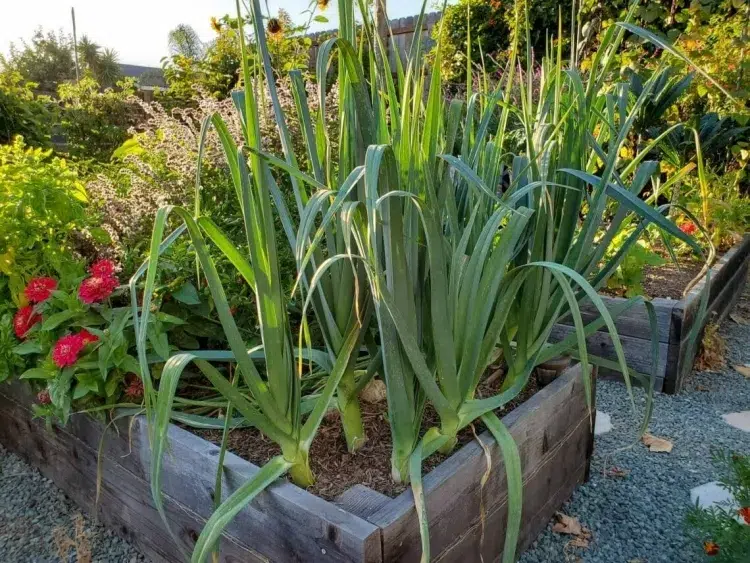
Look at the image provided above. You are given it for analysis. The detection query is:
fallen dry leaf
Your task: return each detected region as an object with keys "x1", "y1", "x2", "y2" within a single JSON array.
[
  {"x1": 730, "y1": 313, "x2": 750, "y2": 325},
  {"x1": 568, "y1": 536, "x2": 590, "y2": 549},
  {"x1": 642, "y1": 433, "x2": 674, "y2": 453},
  {"x1": 552, "y1": 512, "x2": 583, "y2": 536},
  {"x1": 359, "y1": 379, "x2": 387, "y2": 403},
  {"x1": 605, "y1": 466, "x2": 630, "y2": 479},
  {"x1": 734, "y1": 365, "x2": 750, "y2": 379}
]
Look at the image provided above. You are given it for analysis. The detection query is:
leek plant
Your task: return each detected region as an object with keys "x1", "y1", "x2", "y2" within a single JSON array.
[{"x1": 128, "y1": 0, "x2": 726, "y2": 561}]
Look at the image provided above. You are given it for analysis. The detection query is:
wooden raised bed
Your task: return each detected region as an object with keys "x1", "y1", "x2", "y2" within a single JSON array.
[
  {"x1": 551, "y1": 235, "x2": 750, "y2": 394},
  {"x1": 0, "y1": 364, "x2": 594, "y2": 563}
]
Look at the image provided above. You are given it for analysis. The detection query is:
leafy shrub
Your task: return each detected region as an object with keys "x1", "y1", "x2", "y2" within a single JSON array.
[
  {"x1": 161, "y1": 11, "x2": 312, "y2": 105},
  {"x1": 686, "y1": 450, "x2": 750, "y2": 562},
  {"x1": 431, "y1": 0, "x2": 569, "y2": 81},
  {"x1": 57, "y1": 76, "x2": 143, "y2": 161},
  {"x1": 0, "y1": 136, "x2": 92, "y2": 303},
  {"x1": 1, "y1": 29, "x2": 75, "y2": 95},
  {"x1": 0, "y1": 71, "x2": 55, "y2": 146}
]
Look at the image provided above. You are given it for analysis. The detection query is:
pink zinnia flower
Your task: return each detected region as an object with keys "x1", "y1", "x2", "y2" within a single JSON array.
[
  {"x1": 24, "y1": 277, "x2": 58, "y2": 303},
  {"x1": 37, "y1": 389, "x2": 51, "y2": 405},
  {"x1": 78, "y1": 274, "x2": 119, "y2": 304},
  {"x1": 52, "y1": 334, "x2": 86, "y2": 368},
  {"x1": 89, "y1": 259, "x2": 116, "y2": 278},
  {"x1": 13, "y1": 306, "x2": 41, "y2": 339},
  {"x1": 78, "y1": 328, "x2": 99, "y2": 345}
]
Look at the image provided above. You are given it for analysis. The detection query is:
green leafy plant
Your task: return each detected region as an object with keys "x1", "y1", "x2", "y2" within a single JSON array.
[
  {"x1": 686, "y1": 450, "x2": 750, "y2": 562},
  {"x1": 0, "y1": 136, "x2": 91, "y2": 303},
  {"x1": 57, "y1": 76, "x2": 142, "y2": 161},
  {"x1": 133, "y1": 1, "x2": 715, "y2": 561},
  {"x1": 0, "y1": 70, "x2": 54, "y2": 146}
]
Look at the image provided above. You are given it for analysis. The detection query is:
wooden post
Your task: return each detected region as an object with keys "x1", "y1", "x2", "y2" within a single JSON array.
[
  {"x1": 374, "y1": 0, "x2": 388, "y2": 64},
  {"x1": 71, "y1": 7, "x2": 80, "y2": 83}
]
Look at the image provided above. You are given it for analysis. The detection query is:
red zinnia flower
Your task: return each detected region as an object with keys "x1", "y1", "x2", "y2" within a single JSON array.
[
  {"x1": 37, "y1": 389, "x2": 51, "y2": 405},
  {"x1": 703, "y1": 540, "x2": 719, "y2": 556},
  {"x1": 52, "y1": 334, "x2": 86, "y2": 368},
  {"x1": 679, "y1": 221, "x2": 698, "y2": 236},
  {"x1": 89, "y1": 259, "x2": 116, "y2": 278},
  {"x1": 78, "y1": 328, "x2": 99, "y2": 345},
  {"x1": 13, "y1": 306, "x2": 41, "y2": 339},
  {"x1": 24, "y1": 277, "x2": 58, "y2": 303},
  {"x1": 124, "y1": 374, "x2": 144, "y2": 400},
  {"x1": 739, "y1": 506, "x2": 750, "y2": 525},
  {"x1": 78, "y1": 274, "x2": 119, "y2": 304}
]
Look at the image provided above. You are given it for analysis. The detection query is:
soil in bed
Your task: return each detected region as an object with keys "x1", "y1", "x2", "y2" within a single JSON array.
[
  {"x1": 195, "y1": 370, "x2": 539, "y2": 500},
  {"x1": 601, "y1": 255, "x2": 711, "y2": 300}
]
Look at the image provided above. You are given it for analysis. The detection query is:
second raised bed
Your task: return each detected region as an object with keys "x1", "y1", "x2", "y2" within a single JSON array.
[{"x1": 551, "y1": 235, "x2": 750, "y2": 393}]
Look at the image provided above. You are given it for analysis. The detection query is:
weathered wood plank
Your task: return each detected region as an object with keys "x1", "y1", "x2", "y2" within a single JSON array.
[
  {"x1": 0, "y1": 384, "x2": 382, "y2": 563},
  {"x1": 368, "y1": 365, "x2": 592, "y2": 562},
  {"x1": 664, "y1": 237, "x2": 750, "y2": 393},
  {"x1": 670, "y1": 259, "x2": 750, "y2": 393},
  {"x1": 549, "y1": 324, "x2": 669, "y2": 382},
  {"x1": 678, "y1": 235, "x2": 750, "y2": 334},
  {"x1": 0, "y1": 390, "x2": 267, "y2": 563},
  {"x1": 433, "y1": 428, "x2": 590, "y2": 562},
  {"x1": 150, "y1": 420, "x2": 382, "y2": 563},
  {"x1": 556, "y1": 297, "x2": 675, "y2": 343}
]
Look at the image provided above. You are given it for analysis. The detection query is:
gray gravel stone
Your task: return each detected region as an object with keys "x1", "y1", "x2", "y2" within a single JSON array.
[
  {"x1": 521, "y1": 286, "x2": 750, "y2": 563},
  {"x1": 0, "y1": 445, "x2": 148, "y2": 562}
]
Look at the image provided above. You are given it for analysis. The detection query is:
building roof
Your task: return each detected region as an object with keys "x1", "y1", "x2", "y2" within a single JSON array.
[{"x1": 119, "y1": 64, "x2": 167, "y2": 89}]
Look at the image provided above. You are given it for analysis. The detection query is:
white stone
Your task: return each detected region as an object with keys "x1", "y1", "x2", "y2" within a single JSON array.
[
  {"x1": 691, "y1": 481, "x2": 735, "y2": 510},
  {"x1": 690, "y1": 481, "x2": 747, "y2": 524},
  {"x1": 722, "y1": 411, "x2": 750, "y2": 433},
  {"x1": 594, "y1": 411, "x2": 613, "y2": 436}
]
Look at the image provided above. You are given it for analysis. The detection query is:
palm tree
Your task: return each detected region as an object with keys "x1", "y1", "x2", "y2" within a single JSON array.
[
  {"x1": 167, "y1": 24, "x2": 206, "y2": 59},
  {"x1": 97, "y1": 48, "x2": 121, "y2": 88},
  {"x1": 77, "y1": 34, "x2": 100, "y2": 75}
]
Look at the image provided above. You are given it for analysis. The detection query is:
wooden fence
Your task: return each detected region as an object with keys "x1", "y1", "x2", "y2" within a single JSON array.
[{"x1": 307, "y1": 12, "x2": 442, "y2": 68}]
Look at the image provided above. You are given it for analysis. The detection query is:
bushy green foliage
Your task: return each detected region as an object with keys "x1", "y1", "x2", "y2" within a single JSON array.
[
  {"x1": 161, "y1": 11, "x2": 312, "y2": 105},
  {"x1": 0, "y1": 137, "x2": 90, "y2": 302},
  {"x1": 57, "y1": 76, "x2": 143, "y2": 161},
  {"x1": 0, "y1": 71, "x2": 55, "y2": 146},
  {"x1": 686, "y1": 450, "x2": 750, "y2": 562},
  {"x1": 431, "y1": 0, "x2": 568, "y2": 81},
  {"x1": 1, "y1": 29, "x2": 75, "y2": 95}
]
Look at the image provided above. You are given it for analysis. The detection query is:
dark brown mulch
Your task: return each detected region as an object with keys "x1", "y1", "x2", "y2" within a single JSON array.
[
  {"x1": 640, "y1": 258, "x2": 708, "y2": 299},
  {"x1": 196, "y1": 369, "x2": 539, "y2": 500},
  {"x1": 601, "y1": 256, "x2": 710, "y2": 300}
]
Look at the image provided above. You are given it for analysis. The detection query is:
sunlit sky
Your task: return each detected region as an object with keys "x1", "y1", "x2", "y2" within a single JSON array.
[{"x1": 0, "y1": 0, "x2": 439, "y2": 67}]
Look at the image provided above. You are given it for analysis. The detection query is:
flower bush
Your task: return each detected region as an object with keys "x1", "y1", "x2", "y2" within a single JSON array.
[
  {"x1": 0, "y1": 136, "x2": 93, "y2": 304},
  {"x1": 8, "y1": 264, "x2": 186, "y2": 423}
]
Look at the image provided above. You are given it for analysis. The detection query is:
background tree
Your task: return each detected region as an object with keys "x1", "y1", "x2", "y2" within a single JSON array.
[
  {"x1": 167, "y1": 24, "x2": 207, "y2": 59},
  {"x1": 1, "y1": 29, "x2": 75, "y2": 94}
]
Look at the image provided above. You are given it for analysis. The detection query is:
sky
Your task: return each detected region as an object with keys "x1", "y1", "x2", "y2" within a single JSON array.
[{"x1": 0, "y1": 0, "x2": 433, "y2": 68}]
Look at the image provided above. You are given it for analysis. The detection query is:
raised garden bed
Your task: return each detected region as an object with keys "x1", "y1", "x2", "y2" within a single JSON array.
[
  {"x1": 551, "y1": 235, "x2": 750, "y2": 394},
  {"x1": 0, "y1": 364, "x2": 594, "y2": 562}
]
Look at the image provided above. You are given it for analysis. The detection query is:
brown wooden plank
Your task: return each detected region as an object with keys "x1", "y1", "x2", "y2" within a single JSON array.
[
  {"x1": 0, "y1": 391, "x2": 267, "y2": 563},
  {"x1": 0, "y1": 385, "x2": 382, "y2": 563},
  {"x1": 150, "y1": 420, "x2": 382, "y2": 563},
  {"x1": 677, "y1": 235, "x2": 750, "y2": 334},
  {"x1": 369, "y1": 365, "x2": 592, "y2": 562},
  {"x1": 549, "y1": 324, "x2": 669, "y2": 384},
  {"x1": 433, "y1": 426, "x2": 590, "y2": 562},
  {"x1": 336, "y1": 485, "x2": 393, "y2": 521},
  {"x1": 556, "y1": 296, "x2": 675, "y2": 343},
  {"x1": 670, "y1": 259, "x2": 750, "y2": 393}
]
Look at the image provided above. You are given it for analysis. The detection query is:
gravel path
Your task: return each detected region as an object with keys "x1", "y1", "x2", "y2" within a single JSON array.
[
  {"x1": 0, "y1": 446, "x2": 147, "y2": 562},
  {"x1": 521, "y1": 286, "x2": 750, "y2": 563}
]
